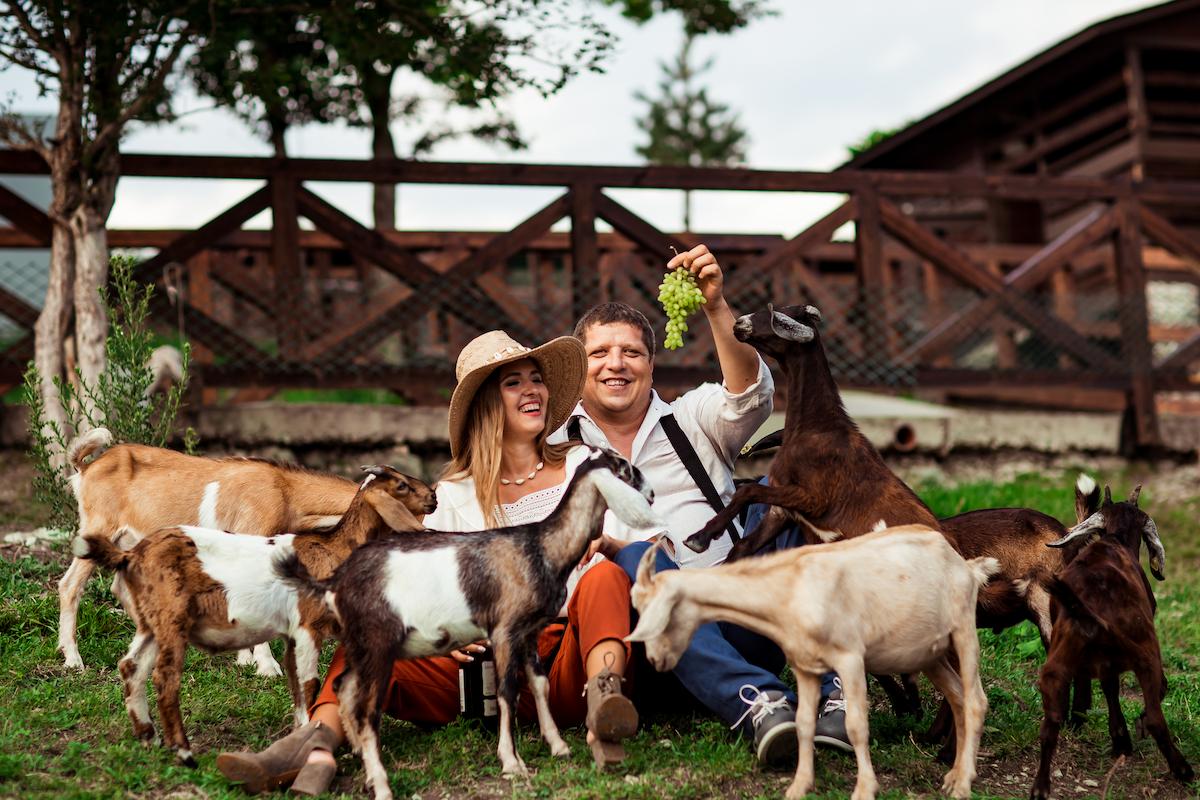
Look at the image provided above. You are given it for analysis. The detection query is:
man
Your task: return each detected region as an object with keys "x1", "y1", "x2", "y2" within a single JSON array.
[{"x1": 551, "y1": 244, "x2": 849, "y2": 766}]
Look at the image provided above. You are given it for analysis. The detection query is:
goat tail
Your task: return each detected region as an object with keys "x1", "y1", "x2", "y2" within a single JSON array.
[
  {"x1": 966, "y1": 556, "x2": 1001, "y2": 588},
  {"x1": 67, "y1": 427, "x2": 113, "y2": 473},
  {"x1": 72, "y1": 533, "x2": 130, "y2": 571},
  {"x1": 1075, "y1": 473, "x2": 1100, "y2": 524},
  {"x1": 274, "y1": 553, "x2": 332, "y2": 601}
]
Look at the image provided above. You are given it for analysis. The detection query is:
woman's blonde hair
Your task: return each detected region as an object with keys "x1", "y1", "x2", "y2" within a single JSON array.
[{"x1": 441, "y1": 365, "x2": 573, "y2": 527}]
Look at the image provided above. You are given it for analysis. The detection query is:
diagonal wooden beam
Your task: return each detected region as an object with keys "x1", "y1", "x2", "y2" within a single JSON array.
[
  {"x1": 904, "y1": 206, "x2": 1116, "y2": 362},
  {"x1": 294, "y1": 187, "x2": 526, "y2": 338},
  {"x1": 133, "y1": 186, "x2": 271, "y2": 284},
  {"x1": 149, "y1": 293, "x2": 263, "y2": 362},
  {"x1": 0, "y1": 183, "x2": 51, "y2": 243},
  {"x1": 594, "y1": 192, "x2": 689, "y2": 260},
  {"x1": 1140, "y1": 204, "x2": 1200, "y2": 273},
  {"x1": 880, "y1": 198, "x2": 1118, "y2": 370},
  {"x1": 0, "y1": 284, "x2": 39, "y2": 327},
  {"x1": 305, "y1": 192, "x2": 571, "y2": 362},
  {"x1": 1159, "y1": 330, "x2": 1200, "y2": 371},
  {"x1": 209, "y1": 261, "x2": 274, "y2": 316},
  {"x1": 723, "y1": 197, "x2": 858, "y2": 308}
]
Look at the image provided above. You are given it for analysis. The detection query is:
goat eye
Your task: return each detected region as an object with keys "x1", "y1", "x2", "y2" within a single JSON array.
[{"x1": 397, "y1": 483, "x2": 409, "y2": 493}]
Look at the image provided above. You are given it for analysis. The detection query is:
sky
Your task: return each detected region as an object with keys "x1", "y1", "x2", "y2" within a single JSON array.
[{"x1": 0, "y1": 0, "x2": 1160, "y2": 239}]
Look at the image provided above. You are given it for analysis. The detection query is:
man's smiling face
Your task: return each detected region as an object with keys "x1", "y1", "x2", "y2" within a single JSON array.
[{"x1": 580, "y1": 322, "x2": 654, "y2": 422}]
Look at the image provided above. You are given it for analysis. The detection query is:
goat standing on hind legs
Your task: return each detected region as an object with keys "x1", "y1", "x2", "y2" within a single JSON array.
[{"x1": 1029, "y1": 482, "x2": 1192, "y2": 800}]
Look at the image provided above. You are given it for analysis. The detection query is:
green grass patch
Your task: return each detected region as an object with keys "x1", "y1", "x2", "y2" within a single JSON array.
[
  {"x1": 0, "y1": 471, "x2": 1198, "y2": 799},
  {"x1": 276, "y1": 388, "x2": 410, "y2": 405}
]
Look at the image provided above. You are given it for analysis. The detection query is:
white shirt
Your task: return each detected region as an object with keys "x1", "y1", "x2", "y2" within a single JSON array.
[
  {"x1": 422, "y1": 445, "x2": 597, "y2": 610},
  {"x1": 549, "y1": 357, "x2": 774, "y2": 568}
]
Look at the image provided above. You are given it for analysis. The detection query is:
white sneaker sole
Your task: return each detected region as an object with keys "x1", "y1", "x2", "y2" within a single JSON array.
[
  {"x1": 813, "y1": 732, "x2": 855, "y2": 753},
  {"x1": 756, "y1": 720, "x2": 798, "y2": 767}
]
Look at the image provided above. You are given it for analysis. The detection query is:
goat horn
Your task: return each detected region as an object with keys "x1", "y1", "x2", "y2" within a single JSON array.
[
  {"x1": 635, "y1": 541, "x2": 659, "y2": 585},
  {"x1": 1103, "y1": 485, "x2": 1112, "y2": 505},
  {"x1": 1047, "y1": 512, "x2": 1104, "y2": 548},
  {"x1": 769, "y1": 310, "x2": 815, "y2": 343},
  {"x1": 361, "y1": 465, "x2": 388, "y2": 477},
  {"x1": 1142, "y1": 517, "x2": 1167, "y2": 581},
  {"x1": 1128, "y1": 484, "x2": 1142, "y2": 505}
]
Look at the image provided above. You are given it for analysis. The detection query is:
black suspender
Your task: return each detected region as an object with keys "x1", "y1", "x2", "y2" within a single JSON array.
[{"x1": 566, "y1": 414, "x2": 740, "y2": 543}]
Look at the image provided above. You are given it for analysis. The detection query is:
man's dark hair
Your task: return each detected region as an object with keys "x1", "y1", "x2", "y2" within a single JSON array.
[{"x1": 573, "y1": 302, "x2": 656, "y2": 360}]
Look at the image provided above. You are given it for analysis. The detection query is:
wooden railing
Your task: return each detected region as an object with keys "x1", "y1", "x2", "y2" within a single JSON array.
[{"x1": 2, "y1": 150, "x2": 1200, "y2": 447}]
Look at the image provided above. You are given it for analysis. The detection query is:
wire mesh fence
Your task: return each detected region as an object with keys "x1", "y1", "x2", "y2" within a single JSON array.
[{"x1": 3, "y1": 240, "x2": 1199, "y2": 404}]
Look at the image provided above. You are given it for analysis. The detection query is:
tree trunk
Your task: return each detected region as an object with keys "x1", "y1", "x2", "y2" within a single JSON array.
[
  {"x1": 69, "y1": 203, "x2": 110, "y2": 426},
  {"x1": 33, "y1": 221, "x2": 76, "y2": 467},
  {"x1": 270, "y1": 123, "x2": 288, "y2": 158},
  {"x1": 366, "y1": 68, "x2": 397, "y2": 230}
]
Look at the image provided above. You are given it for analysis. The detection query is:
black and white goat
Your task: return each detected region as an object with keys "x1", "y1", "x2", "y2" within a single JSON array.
[{"x1": 278, "y1": 447, "x2": 660, "y2": 800}]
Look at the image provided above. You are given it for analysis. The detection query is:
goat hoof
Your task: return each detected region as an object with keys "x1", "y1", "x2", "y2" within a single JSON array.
[
  {"x1": 683, "y1": 534, "x2": 708, "y2": 553},
  {"x1": 61, "y1": 652, "x2": 85, "y2": 670},
  {"x1": 178, "y1": 750, "x2": 198, "y2": 768},
  {"x1": 1111, "y1": 737, "x2": 1133, "y2": 758}
]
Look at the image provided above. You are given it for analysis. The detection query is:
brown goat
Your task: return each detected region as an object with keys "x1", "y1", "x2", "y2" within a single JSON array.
[
  {"x1": 1030, "y1": 484, "x2": 1192, "y2": 799},
  {"x1": 683, "y1": 304, "x2": 942, "y2": 560},
  {"x1": 60, "y1": 428, "x2": 360, "y2": 673},
  {"x1": 72, "y1": 465, "x2": 435, "y2": 766}
]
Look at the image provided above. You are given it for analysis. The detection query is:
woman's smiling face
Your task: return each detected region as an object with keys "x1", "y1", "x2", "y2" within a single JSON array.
[{"x1": 497, "y1": 358, "x2": 549, "y2": 440}]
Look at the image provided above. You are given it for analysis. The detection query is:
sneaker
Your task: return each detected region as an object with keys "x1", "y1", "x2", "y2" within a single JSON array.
[
  {"x1": 732, "y1": 685, "x2": 797, "y2": 768},
  {"x1": 814, "y1": 681, "x2": 853, "y2": 753}
]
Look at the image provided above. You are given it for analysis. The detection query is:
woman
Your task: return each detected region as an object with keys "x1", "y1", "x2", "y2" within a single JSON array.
[{"x1": 217, "y1": 331, "x2": 638, "y2": 795}]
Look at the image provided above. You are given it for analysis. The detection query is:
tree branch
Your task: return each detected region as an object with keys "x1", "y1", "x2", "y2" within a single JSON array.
[
  {"x1": 4, "y1": 1, "x2": 54, "y2": 54},
  {"x1": 0, "y1": 113, "x2": 50, "y2": 160}
]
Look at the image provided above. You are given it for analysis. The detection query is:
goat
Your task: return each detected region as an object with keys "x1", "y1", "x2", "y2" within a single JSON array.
[
  {"x1": 1029, "y1": 483, "x2": 1191, "y2": 799},
  {"x1": 683, "y1": 304, "x2": 943, "y2": 561},
  {"x1": 629, "y1": 526, "x2": 996, "y2": 800},
  {"x1": 278, "y1": 447, "x2": 660, "y2": 800},
  {"x1": 71, "y1": 465, "x2": 435, "y2": 766},
  {"x1": 59, "y1": 427, "x2": 360, "y2": 674}
]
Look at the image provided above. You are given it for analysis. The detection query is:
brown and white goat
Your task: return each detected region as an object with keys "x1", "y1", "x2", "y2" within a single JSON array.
[
  {"x1": 279, "y1": 448, "x2": 660, "y2": 800},
  {"x1": 72, "y1": 465, "x2": 435, "y2": 766},
  {"x1": 1030, "y1": 483, "x2": 1191, "y2": 799},
  {"x1": 684, "y1": 304, "x2": 943, "y2": 561},
  {"x1": 630, "y1": 527, "x2": 996, "y2": 800},
  {"x1": 60, "y1": 427, "x2": 360, "y2": 673}
]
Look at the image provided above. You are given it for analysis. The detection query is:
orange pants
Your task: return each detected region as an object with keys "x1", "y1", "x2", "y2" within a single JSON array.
[{"x1": 311, "y1": 561, "x2": 633, "y2": 727}]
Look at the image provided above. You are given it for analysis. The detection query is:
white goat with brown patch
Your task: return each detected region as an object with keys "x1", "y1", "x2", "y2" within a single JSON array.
[
  {"x1": 627, "y1": 526, "x2": 996, "y2": 800},
  {"x1": 60, "y1": 428, "x2": 360, "y2": 674},
  {"x1": 72, "y1": 465, "x2": 434, "y2": 766},
  {"x1": 277, "y1": 447, "x2": 660, "y2": 800}
]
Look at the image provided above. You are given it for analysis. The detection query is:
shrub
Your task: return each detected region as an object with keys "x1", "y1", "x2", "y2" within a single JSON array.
[{"x1": 22, "y1": 255, "x2": 198, "y2": 531}]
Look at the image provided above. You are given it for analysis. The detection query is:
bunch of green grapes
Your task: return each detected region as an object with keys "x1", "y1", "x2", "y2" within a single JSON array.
[{"x1": 658, "y1": 267, "x2": 706, "y2": 350}]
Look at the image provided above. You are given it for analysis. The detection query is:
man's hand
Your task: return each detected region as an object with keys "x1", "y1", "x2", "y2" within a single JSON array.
[
  {"x1": 668, "y1": 244, "x2": 726, "y2": 310},
  {"x1": 450, "y1": 640, "x2": 489, "y2": 664}
]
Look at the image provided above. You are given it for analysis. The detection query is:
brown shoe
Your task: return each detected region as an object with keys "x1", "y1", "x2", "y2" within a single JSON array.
[
  {"x1": 217, "y1": 721, "x2": 339, "y2": 794},
  {"x1": 585, "y1": 664, "x2": 637, "y2": 768}
]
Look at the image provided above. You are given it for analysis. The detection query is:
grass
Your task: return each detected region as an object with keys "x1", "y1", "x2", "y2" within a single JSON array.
[{"x1": 1, "y1": 468, "x2": 1198, "y2": 799}]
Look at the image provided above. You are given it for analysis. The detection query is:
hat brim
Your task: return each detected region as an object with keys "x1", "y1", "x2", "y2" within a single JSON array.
[{"x1": 447, "y1": 336, "x2": 586, "y2": 458}]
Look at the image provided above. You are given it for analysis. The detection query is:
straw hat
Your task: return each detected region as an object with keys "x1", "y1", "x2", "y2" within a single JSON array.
[{"x1": 447, "y1": 330, "x2": 586, "y2": 458}]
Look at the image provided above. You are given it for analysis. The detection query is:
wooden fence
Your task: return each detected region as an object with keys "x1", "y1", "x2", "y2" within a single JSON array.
[{"x1": 2, "y1": 151, "x2": 1200, "y2": 447}]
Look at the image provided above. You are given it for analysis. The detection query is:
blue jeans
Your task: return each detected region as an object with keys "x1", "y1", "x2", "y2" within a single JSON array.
[{"x1": 615, "y1": 478, "x2": 837, "y2": 737}]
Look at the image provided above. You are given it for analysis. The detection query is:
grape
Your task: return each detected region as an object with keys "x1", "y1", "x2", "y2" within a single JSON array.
[{"x1": 657, "y1": 266, "x2": 706, "y2": 350}]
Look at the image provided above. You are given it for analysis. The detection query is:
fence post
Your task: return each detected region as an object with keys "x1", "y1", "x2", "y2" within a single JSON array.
[
  {"x1": 271, "y1": 166, "x2": 303, "y2": 358},
  {"x1": 571, "y1": 183, "x2": 599, "y2": 322},
  {"x1": 1114, "y1": 195, "x2": 1160, "y2": 449},
  {"x1": 854, "y1": 185, "x2": 887, "y2": 376}
]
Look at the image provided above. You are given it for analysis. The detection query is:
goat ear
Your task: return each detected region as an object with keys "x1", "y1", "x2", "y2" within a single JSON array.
[
  {"x1": 1128, "y1": 484, "x2": 1142, "y2": 505},
  {"x1": 768, "y1": 310, "x2": 815, "y2": 343},
  {"x1": 625, "y1": 584, "x2": 677, "y2": 644},
  {"x1": 635, "y1": 542, "x2": 659, "y2": 586},
  {"x1": 1142, "y1": 517, "x2": 1166, "y2": 581},
  {"x1": 365, "y1": 490, "x2": 425, "y2": 532},
  {"x1": 804, "y1": 304, "x2": 822, "y2": 322},
  {"x1": 1103, "y1": 485, "x2": 1113, "y2": 505}
]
